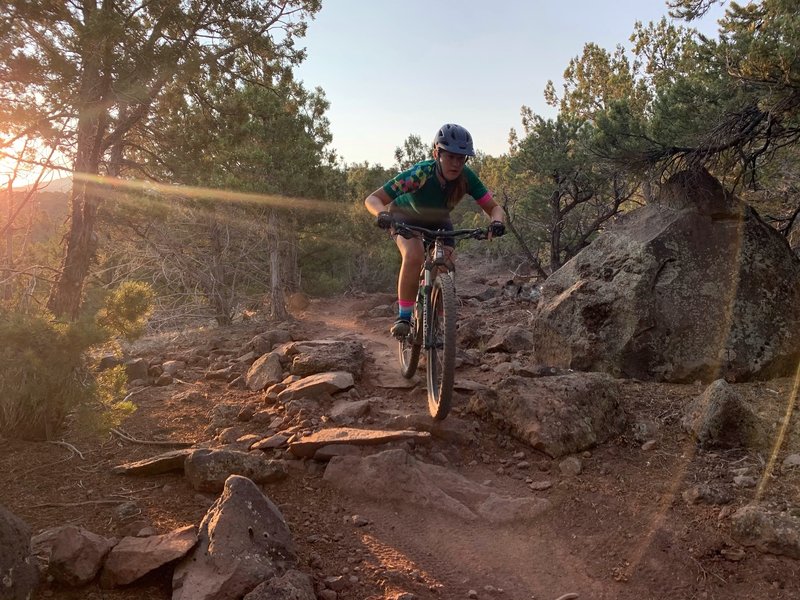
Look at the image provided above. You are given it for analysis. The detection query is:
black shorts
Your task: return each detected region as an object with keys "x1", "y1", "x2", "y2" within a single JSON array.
[{"x1": 389, "y1": 208, "x2": 455, "y2": 248}]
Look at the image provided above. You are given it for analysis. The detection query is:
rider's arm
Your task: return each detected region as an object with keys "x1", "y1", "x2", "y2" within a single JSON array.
[
  {"x1": 465, "y1": 166, "x2": 504, "y2": 224},
  {"x1": 365, "y1": 187, "x2": 393, "y2": 217},
  {"x1": 479, "y1": 196, "x2": 505, "y2": 223}
]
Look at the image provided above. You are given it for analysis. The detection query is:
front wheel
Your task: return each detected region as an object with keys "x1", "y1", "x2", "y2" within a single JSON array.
[
  {"x1": 399, "y1": 303, "x2": 423, "y2": 378},
  {"x1": 426, "y1": 273, "x2": 457, "y2": 420}
]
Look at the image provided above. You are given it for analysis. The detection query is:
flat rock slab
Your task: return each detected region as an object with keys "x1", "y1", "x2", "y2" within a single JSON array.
[
  {"x1": 111, "y1": 449, "x2": 193, "y2": 476},
  {"x1": 324, "y1": 448, "x2": 549, "y2": 523},
  {"x1": 101, "y1": 525, "x2": 198, "y2": 587},
  {"x1": 453, "y1": 379, "x2": 489, "y2": 393},
  {"x1": 288, "y1": 428, "x2": 431, "y2": 459},
  {"x1": 184, "y1": 449, "x2": 288, "y2": 492},
  {"x1": 277, "y1": 371, "x2": 354, "y2": 402},
  {"x1": 251, "y1": 434, "x2": 291, "y2": 450}
]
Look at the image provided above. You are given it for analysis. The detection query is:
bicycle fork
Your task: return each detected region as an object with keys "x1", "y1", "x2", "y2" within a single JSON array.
[{"x1": 421, "y1": 238, "x2": 450, "y2": 350}]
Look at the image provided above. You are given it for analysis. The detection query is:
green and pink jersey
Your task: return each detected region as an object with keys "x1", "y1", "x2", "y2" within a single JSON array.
[{"x1": 382, "y1": 159, "x2": 492, "y2": 222}]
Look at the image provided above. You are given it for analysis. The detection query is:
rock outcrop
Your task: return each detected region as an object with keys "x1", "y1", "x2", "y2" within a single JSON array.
[
  {"x1": 531, "y1": 168, "x2": 800, "y2": 382},
  {"x1": 467, "y1": 372, "x2": 626, "y2": 458},
  {"x1": 172, "y1": 475, "x2": 296, "y2": 600}
]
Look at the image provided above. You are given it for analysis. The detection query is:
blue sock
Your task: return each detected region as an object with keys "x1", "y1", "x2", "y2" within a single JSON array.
[{"x1": 398, "y1": 299, "x2": 414, "y2": 321}]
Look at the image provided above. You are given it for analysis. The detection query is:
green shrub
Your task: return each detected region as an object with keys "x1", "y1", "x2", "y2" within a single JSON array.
[
  {"x1": 96, "y1": 281, "x2": 155, "y2": 339},
  {"x1": 0, "y1": 280, "x2": 153, "y2": 440},
  {"x1": 76, "y1": 365, "x2": 136, "y2": 434},
  {"x1": 0, "y1": 311, "x2": 105, "y2": 440}
]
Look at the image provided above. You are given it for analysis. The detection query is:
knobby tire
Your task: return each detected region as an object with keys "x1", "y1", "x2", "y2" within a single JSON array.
[{"x1": 426, "y1": 273, "x2": 457, "y2": 420}]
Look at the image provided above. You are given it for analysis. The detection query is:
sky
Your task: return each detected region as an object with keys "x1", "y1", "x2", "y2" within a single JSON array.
[{"x1": 294, "y1": 0, "x2": 728, "y2": 168}]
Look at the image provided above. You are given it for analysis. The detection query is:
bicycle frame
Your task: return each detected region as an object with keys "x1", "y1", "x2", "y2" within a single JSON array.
[
  {"x1": 421, "y1": 236, "x2": 450, "y2": 350},
  {"x1": 393, "y1": 223, "x2": 488, "y2": 419}
]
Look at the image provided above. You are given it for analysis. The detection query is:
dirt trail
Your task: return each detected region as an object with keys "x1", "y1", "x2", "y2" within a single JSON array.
[{"x1": 295, "y1": 297, "x2": 600, "y2": 599}]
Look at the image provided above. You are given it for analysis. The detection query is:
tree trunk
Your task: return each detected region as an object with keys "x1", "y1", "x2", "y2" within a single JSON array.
[
  {"x1": 209, "y1": 218, "x2": 233, "y2": 326},
  {"x1": 281, "y1": 228, "x2": 299, "y2": 292},
  {"x1": 549, "y1": 190, "x2": 563, "y2": 273},
  {"x1": 46, "y1": 55, "x2": 106, "y2": 319},
  {"x1": 46, "y1": 177, "x2": 101, "y2": 319},
  {"x1": 268, "y1": 211, "x2": 288, "y2": 320},
  {"x1": 2, "y1": 178, "x2": 13, "y2": 302}
]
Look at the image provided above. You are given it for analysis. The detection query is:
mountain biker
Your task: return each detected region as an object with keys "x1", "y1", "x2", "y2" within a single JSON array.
[{"x1": 364, "y1": 123, "x2": 506, "y2": 339}]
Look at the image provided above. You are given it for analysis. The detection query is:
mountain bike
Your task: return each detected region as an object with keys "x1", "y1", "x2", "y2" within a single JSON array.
[{"x1": 392, "y1": 223, "x2": 490, "y2": 420}]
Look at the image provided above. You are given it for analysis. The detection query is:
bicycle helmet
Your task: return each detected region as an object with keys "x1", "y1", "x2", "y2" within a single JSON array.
[{"x1": 433, "y1": 123, "x2": 475, "y2": 156}]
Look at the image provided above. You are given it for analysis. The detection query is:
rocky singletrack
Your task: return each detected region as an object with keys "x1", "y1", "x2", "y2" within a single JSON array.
[{"x1": 1, "y1": 259, "x2": 799, "y2": 600}]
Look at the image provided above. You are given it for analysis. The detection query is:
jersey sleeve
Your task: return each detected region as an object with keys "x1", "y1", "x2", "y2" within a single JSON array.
[
  {"x1": 382, "y1": 162, "x2": 432, "y2": 200},
  {"x1": 464, "y1": 166, "x2": 491, "y2": 204}
]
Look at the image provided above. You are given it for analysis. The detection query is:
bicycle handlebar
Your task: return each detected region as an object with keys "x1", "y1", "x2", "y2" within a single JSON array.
[{"x1": 391, "y1": 222, "x2": 489, "y2": 241}]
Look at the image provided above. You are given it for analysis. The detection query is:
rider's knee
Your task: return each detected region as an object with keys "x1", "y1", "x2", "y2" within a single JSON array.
[{"x1": 402, "y1": 245, "x2": 424, "y2": 266}]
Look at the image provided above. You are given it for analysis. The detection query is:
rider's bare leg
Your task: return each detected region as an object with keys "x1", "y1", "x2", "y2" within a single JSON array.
[{"x1": 395, "y1": 235, "x2": 424, "y2": 303}]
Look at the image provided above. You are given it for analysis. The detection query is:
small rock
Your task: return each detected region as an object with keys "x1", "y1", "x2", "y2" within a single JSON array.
[
  {"x1": 155, "y1": 373, "x2": 173, "y2": 386},
  {"x1": 721, "y1": 546, "x2": 746, "y2": 561},
  {"x1": 529, "y1": 481, "x2": 553, "y2": 491},
  {"x1": 682, "y1": 484, "x2": 733, "y2": 505},
  {"x1": 251, "y1": 434, "x2": 290, "y2": 450},
  {"x1": 467, "y1": 590, "x2": 479, "y2": 599},
  {"x1": 781, "y1": 454, "x2": 800, "y2": 473},
  {"x1": 113, "y1": 502, "x2": 140, "y2": 520},
  {"x1": 351, "y1": 515, "x2": 369, "y2": 527},
  {"x1": 632, "y1": 419, "x2": 660, "y2": 444},
  {"x1": 325, "y1": 575, "x2": 347, "y2": 591},
  {"x1": 237, "y1": 405, "x2": 255, "y2": 422},
  {"x1": 558, "y1": 456, "x2": 582, "y2": 477},
  {"x1": 641, "y1": 440, "x2": 657, "y2": 451},
  {"x1": 174, "y1": 390, "x2": 205, "y2": 403},
  {"x1": 734, "y1": 475, "x2": 757, "y2": 488}
]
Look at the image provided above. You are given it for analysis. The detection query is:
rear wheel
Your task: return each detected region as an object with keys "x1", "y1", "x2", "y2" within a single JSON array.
[
  {"x1": 426, "y1": 273, "x2": 457, "y2": 420},
  {"x1": 399, "y1": 302, "x2": 423, "y2": 378}
]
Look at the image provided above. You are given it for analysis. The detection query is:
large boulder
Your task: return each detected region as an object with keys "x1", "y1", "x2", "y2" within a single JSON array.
[
  {"x1": 731, "y1": 503, "x2": 800, "y2": 559},
  {"x1": 172, "y1": 475, "x2": 296, "y2": 600},
  {"x1": 287, "y1": 340, "x2": 365, "y2": 379},
  {"x1": 681, "y1": 379, "x2": 764, "y2": 449},
  {"x1": 467, "y1": 372, "x2": 626, "y2": 458},
  {"x1": 0, "y1": 504, "x2": 38, "y2": 600},
  {"x1": 531, "y1": 169, "x2": 800, "y2": 382}
]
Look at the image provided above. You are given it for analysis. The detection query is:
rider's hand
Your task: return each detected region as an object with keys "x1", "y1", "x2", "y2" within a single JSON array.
[
  {"x1": 376, "y1": 211, "x2": 393, "y2": 230},
  {"x1": 489, "y1": 220, "x2": 506, "y2": 238}
]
